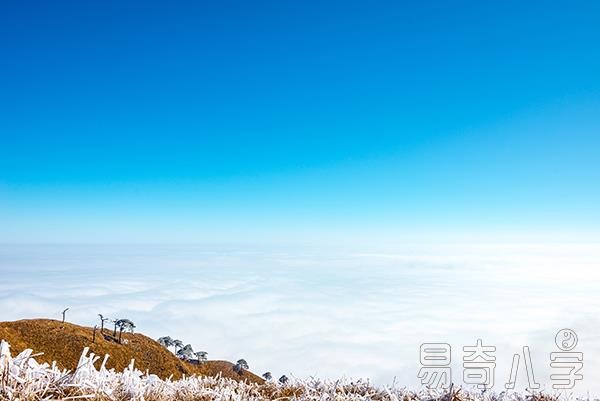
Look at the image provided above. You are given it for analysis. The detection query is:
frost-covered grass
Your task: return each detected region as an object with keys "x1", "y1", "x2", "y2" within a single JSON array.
[{"x1": 0, "y1": 339, "x2": 562, "y2": 401}]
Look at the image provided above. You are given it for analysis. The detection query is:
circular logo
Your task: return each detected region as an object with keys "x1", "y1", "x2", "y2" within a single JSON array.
[{"x1": 555, "y1": 328, "x2": 578, "y2": 351}]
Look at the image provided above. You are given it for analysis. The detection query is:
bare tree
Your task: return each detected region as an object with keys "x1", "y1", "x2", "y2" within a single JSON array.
[
  {"x1": 61, "y1": 308, "x2": 69, "y2": 323},
  {"x1": 98, "y1": 314, "x2": 109, "y2": 334},
  {"x1": 262, "y1": 372, "x2": 272, "y2": 381}
]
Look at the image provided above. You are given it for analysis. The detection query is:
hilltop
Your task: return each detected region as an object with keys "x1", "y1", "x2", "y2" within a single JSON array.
[{"x1": 0, "y1": 318, "x2": 264, "y2": 384}]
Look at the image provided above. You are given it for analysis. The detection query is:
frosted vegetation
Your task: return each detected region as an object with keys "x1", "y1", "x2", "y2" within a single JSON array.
[{"x1": 0, "y1": 340, "x2": 560, "y2": 401}]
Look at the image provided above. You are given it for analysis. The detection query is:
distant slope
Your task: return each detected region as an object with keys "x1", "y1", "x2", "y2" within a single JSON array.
[{"x1": 0, "y1": 319, "x2": 263, "y2": 384}]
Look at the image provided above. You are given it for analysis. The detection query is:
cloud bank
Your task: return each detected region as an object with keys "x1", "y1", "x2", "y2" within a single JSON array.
[{"x1": 1, "y1": 243, "x2": 599, "y2": 393}]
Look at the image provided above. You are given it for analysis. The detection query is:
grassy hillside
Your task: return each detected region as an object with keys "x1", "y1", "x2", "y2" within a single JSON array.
[{"x1": 0, "y1": 318, "x2": 263, "y2": 384}]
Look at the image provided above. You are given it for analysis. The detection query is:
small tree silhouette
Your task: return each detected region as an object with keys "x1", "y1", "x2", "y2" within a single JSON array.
[
  {"x1": 177, "y1": 344, "x2": 195, "y2": 360},
  {"x1": 158, "y1": 336, "x2": 174, "y2": 349},
  {"x1": 172, "y1": 339, "x2": 183, "y2": 353},
  {"x1": 194, "y1": 351, "x2": 208, "y2": 364},
  {"x1": 114, "y1": 319, "x2": 135, "y2": 343},
  {"x1": 98, "y1": 314, "x2": 109, "y2": 334},
  {"x1": 61, "y1": 308, "x2": 69, "y2": 323},
  {"x1": 262, "y1": 372, "x2": 272, "y2": 381},
  {"x1": 279, "y1": 375, "x2": 289, "y2": 385},
  {"x1": 233, "y1": 359, "x2": 249, "y2": 375}
]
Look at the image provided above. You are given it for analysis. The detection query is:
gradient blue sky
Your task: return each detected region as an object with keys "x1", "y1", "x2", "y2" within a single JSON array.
[{"x1": 1, "y1": 1, "x2": 599, "y2": 244}]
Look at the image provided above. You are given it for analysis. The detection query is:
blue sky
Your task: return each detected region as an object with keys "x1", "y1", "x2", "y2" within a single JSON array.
[{"x1": 1, "y1": 1, "x2": 599, "y2": 243}]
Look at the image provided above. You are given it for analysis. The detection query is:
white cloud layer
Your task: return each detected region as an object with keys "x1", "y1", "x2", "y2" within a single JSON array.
[{"x1": 0, "y1": 243, "x2": 599, "y2": 394}]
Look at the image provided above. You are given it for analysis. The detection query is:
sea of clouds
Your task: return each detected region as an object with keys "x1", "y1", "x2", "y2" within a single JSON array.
[{"x1": 0, "y1": 243, "x2": 599, "y2": 394}]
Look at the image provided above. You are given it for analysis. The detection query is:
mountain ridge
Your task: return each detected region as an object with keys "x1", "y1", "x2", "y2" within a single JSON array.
[{"x1": 0, "y1": 318, "x2": 264, "y2": 384}]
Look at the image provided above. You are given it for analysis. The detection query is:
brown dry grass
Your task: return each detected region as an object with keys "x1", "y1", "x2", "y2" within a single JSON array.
[{"x1": 0, "y1": 318, "x2": 264, "y2": 384}]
